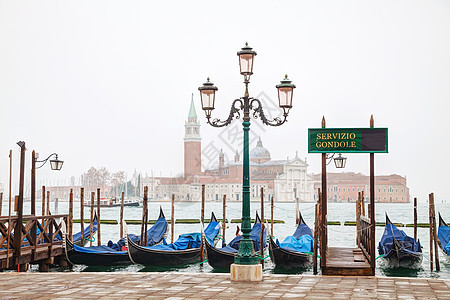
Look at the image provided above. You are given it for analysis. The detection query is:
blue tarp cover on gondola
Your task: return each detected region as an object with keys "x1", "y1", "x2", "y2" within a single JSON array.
[
  {"x1": 276, "y1": 223, "x2": 313, "y2": 253},
  {"x1": 437, "y1": 226, "x2": 450, "y2": 255},
  {"x1": 73, "y1": 234, "x2": 139, "y2": 254},
  {"x1": 73, "y1": 214, "x2": 167, "y2": 254},
  {"x1": 145, "y1": 221, "x2": 220, "y2": 251},
  {"x1": 378, "y1": 222, "x2": 422, "y2": 255},
  {"x1": 73, "y1": 244, "x2": 127, "y2": 254},
  {"x1": 220, "y1": 223, "x2": 266, "y2": 253}
]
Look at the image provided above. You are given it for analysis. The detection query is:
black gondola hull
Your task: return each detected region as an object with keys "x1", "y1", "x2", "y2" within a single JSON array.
[
  {"x1": 269, "y1": 238, "x2": 311, "y2": 269},
  {"x1": 204, "y1": 239, "x2": 235, "y2": 269},
  {"x1": 127, "y1": 235, "x2": 201, "y2": 266},
  {"x1": 381, "y1": 242, "x2": 423, "y2": 269},
  {"x1": 66, "y1": 238, "x2": 131, "y2": 266}
]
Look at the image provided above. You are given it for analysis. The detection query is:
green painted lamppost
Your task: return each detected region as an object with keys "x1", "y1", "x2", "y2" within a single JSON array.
[{"x1": 198, "y1": 43, "x2": 296, "y2": 265}]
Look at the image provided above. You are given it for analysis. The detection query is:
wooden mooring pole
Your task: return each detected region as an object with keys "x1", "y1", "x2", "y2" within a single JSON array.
[
  {"x1": 313, "y1": 189, "x2": 320, "y2": 275},
  {"x1": 369, "y1": 115, "x2": 376, "y2": 274},
  {"x1": 69, "y1": 189, "x2": 73, "y2": 242},
  {"x1": 429, "y1": 193, "x2": 434, "y2": 271},
  {"x1": 90, "y1": 192, "x2": 94, "y2": 247},
  {"x1": 429, "y1": 193, "x2": 440, "y2": 271},
  {"x1": 15, "y1": 141, "x2": 26, "y2": 270},
  {"x1": 260, "y1": 187, "x2": 264, "y2": 266},
  {"x1": 42, "y1": 186, "x2": 45, "y2": 222},
  {"x1": 0, "y1": 192, "x2": 3, "y2": 216},
  {"x1": 120, "y1": 192, "x2": 124, "y2": 238},
  {"x1": 200, "y1": 185, "x2": 205, "y2": 264},
  {"x1": 140, "y1": 188, "x2": 147, "y2": 246},
  {"x1": 413, "y1": 197, "x2": 417, "y2": 241},
  {"x1": 6, "y1": 149, "x2": 12, "y2": 268},
  {"x1": 97, "y1": 188, "x2": 101, "y2": 246},
  {"x1": 46, "y1": 191, "x2": 50, "y2": 216},
  {"x1": 31, "y1": 150, "x2": 36, "y2": 216},
  {"x1": 361, "y1": 190, "x2": 365, "y2": 217},
  {"x1": 171, "y1": 194, "x2": 175, "y2": 243},
  {"x1": 356, "y1": 192, "x2": 361, "y2": 246},
  {"x1": 143, "y1": 186, "x2": 148, "y2": 246},
  {"x1": 270, "y1": 196, "x2": 274, "y2": 238},
  {"x1": 321, "y1": 116, "x2": 327, "y2": 268},
  {"x1": 80, "y1": 188, "x2": 84, "y2": 246},
  {"x1": 222, "y1": 194, "x2": 226, "y2": 245}
]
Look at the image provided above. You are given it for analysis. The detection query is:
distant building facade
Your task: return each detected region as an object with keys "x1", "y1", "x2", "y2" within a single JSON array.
[
  {"x1": 312, "y1": 172, "x2": 410, "y2": 203},
  {"x1": 141, "y1": 97, "x2": 315, "y2": 202}
]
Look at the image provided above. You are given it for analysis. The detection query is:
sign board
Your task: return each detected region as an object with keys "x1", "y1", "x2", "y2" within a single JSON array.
[{"x1": 308, "y1": 128, "x2": 388, "y2": 153}]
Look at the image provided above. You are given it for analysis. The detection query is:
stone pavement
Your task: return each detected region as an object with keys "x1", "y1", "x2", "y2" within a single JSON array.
[{"x1": 0, "y1": 272, "x2": 449, "y2": 299}]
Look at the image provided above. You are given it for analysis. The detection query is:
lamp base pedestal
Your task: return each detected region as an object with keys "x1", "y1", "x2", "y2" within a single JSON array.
[{"x1": 230, "y1": 263, "x2": 263, "y2": 282}]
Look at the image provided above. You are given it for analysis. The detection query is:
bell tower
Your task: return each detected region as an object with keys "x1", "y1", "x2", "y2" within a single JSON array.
[{"x1": 184, "y1": 94, "x2": 202, "y2": 178}]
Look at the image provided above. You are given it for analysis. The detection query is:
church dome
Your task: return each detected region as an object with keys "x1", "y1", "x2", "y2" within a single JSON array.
[{"x1": 250, "y1": 137, "x2": 271, "y2": 162}]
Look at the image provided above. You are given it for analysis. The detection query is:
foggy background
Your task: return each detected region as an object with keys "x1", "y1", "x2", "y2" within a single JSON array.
[{"x1": 0, "y1": 1, "x2": 449, "y2": 202}]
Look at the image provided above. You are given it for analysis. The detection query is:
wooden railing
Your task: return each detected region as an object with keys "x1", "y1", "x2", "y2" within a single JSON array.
[
  {"x1": 0, "y1": 214, "x2": 68, "y2": 268},
  {"x1": 359, "y1": 215, "x2": 372, "y2": 265}
]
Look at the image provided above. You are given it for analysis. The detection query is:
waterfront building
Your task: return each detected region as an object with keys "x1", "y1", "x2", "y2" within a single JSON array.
[{"x1": 313, "y1": 172, "x2": 410, "y2": 203}]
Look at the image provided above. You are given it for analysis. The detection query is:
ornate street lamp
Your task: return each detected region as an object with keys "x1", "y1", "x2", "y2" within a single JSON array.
[
  {"x1": 31, "y1": 152, "x2": 63, "y2": 215},
  {"x1": 36, "y1": 153, "x2": 64, "y2": 170},
  {"x1": 199, "y1": 43, "x2": 296, "y2": 267}
]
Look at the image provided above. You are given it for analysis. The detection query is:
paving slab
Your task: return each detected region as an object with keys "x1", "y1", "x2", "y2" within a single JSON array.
[{"x1": 0, "y1": 272, "x2": 448, "y2": 299}]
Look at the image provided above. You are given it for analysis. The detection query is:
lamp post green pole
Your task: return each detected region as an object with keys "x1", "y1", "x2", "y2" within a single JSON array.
[
  {"x1": 198, "y1": 43, "x2": 296, "y2": 268},
  {"x1": 235, "y1": 96, "x2": 259, "y2": 265}
]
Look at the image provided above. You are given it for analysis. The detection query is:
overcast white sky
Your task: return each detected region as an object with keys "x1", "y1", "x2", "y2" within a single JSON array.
[{"x1": 0, "y1": 1, "x2": 449, "y2": 201}]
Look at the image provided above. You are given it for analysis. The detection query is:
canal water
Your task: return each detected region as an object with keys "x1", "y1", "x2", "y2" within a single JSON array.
[{"x1": 3, "y1": 201, "x2": 450, "y2": 278}]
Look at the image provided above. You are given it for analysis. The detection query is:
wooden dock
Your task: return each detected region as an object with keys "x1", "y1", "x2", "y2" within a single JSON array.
[
  {"x1": 322, "y1": 247, "x2": 372, "y2": 276},
  {"x1": 0, "y1": 214, "x2": 68, "y2": 271}
]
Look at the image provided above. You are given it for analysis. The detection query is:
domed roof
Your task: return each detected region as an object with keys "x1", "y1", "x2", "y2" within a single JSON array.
[{"x1": 250, "y1": 137, "x2": 271, "y2": 161}]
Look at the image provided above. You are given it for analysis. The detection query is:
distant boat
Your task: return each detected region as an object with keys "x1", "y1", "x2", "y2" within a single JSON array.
[
  {"x1": 205, "y1": 212, "x2": 266, "y2": 270},
  {"x1": 269, "y1": 211, "x2": 313, "y2": 269},
  {"x1": 378, "y1": 213, "x2": 423, "y2": 268},
  {"x1": 437, "y1": 213, "x2": 450, "y2": 256},
  {"x1": 84, "y1": 197, "x2": 139, "y2": 208}
]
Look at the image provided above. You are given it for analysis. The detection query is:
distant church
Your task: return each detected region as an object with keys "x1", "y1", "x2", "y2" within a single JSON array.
[{"x1": 141, "y1": 97, "x2": 315, "y2": 202}]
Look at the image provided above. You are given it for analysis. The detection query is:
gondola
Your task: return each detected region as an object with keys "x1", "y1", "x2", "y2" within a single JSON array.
[
  {"x1": 127, "y1": 212, "x2": 220, "y2": 266},
  {"x1": 205, "y1": 212, "x2": 266, "y2": 270},
  {"x1": 378, "y1": 213, "x2": 423, "y2": 268},
  {"x1": 268, "y1": 211, "x2": 313, "y2": 269},
  {"x1": 65, "y1": 207, "x2": 168, "y2": 266},
  {"x1": 437, "y1": 213, "x2": 450, "y2": 256}
]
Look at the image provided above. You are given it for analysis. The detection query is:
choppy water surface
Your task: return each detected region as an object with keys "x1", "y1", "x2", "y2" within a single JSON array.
[{"x1": 5, "y1": 201, "x2": 449, "y2": 278}]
